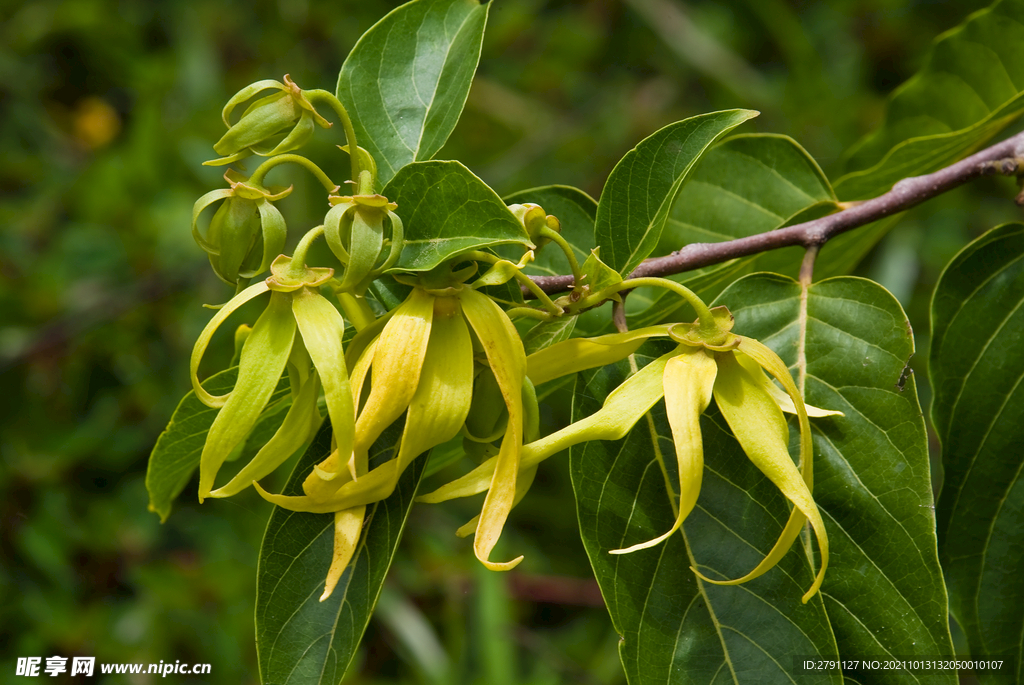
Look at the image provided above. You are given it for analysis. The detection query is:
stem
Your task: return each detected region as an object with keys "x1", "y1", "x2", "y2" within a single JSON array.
[
  {"x1": 506, "y1": 306, "x2": 554, "y2": 321},
  {"x1": 305, "y1": 90, "x2": 362, "y2": 187},
  {"x1": 539, "y1": 226, "x2": 583, "y2": 285},
  {"x1": 290, "y1": 225, "x2": 326, "y2": 276},
  {"x1": 357, "y1": 169, "x2": 373, "y2": 196},
  {"x1": 249, "y1": 153, "x2": 337, "y2": 192},
  {"x1": 336, "y1": 291, "x2": 377, "y2": 332},
  {"x1": 608, "y1": 277, "x2": 717, "y2": 333},
  {"x1": 466, "y1": 251, "x2": 563, "y2": 315},
  {"x1": 525, "y1": 130, "x2": 1024, "y2": 296}
]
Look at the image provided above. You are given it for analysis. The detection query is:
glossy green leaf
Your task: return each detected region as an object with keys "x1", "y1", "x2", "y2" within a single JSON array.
[
  {"x1": 594, "y1": 109, "x2": 758, "y2": 276},
  {"x1": 835, "y1": 0, "x2": 1024, "y2": 200},
  {"x1": 931, "y1": 222, "x2": 1024, "y2": 683},
  {"x1": 337, "y1": 0, "x2": 489, "y2": 186},
  {"x1": 629, "y1": 134, "x2": 894, "y2": 327},
  {"x1": 502, "y1": 184, "x2": 597, "y2": 277},
  {"x1": 256, "y1": 419, "x2": 424, "y2": 685},
  {"x1": 382, "y1": 160, "x2": 532, "y2": 271},
  {"x1": 146, "y1": 367, "x2": 290, "y2": 522},
  {"x1": 573, "y1": 274, "x2": 954, "y2": 683}
]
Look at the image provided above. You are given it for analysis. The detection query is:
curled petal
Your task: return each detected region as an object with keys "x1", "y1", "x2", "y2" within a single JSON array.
[
  {"x1": 221, "y1": 79, "x2": 286, "y2": 127},
  {"x1": 238, "y1": 199, "x2": 287, "y2": 279},
  {"x1": 199, "y1": 291, "x2": 296, "y2": 500},
  {"x1": 190, "y1": 281, "x2": 270, "y2": 408},
  {"x1": 612, "y1": 348, "x2": 716, "y2": 554},
  {"x1": 191, "y1": 188, "x2": 234, "y2": 254},
  {"x1": 526, "y1": 325, "x2": 671, "y2": 386},
  {"x1": 706, "y1": 350, "x2": 828, "y2": 603},
  {"x1": 460, "y1": 287, "x2": 527, "y2": 571},
  {"x1": 456, "y1": 465, "x2": 538, "y2": 538}
]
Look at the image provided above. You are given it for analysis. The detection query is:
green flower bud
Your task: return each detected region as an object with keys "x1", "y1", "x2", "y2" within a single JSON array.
[
  {"x1": 192, "y1": 170, "x2": 290, "y2": 285},
  {"x1": 208, "y1": 75, "x2": 331, "y2": 165},
  {"x1": 508, "y1": 203, "x2": 560, "y2": 249}
]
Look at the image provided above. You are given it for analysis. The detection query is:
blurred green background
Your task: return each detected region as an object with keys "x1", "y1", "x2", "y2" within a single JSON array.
[{"x1": 2, "y1": 0, "x2": 1020, "y2": 682}]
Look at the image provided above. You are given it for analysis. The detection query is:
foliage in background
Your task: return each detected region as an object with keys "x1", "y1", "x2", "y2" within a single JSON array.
[{"x1": 2, "y1": 0, "x2": 1023, "y2": 683}]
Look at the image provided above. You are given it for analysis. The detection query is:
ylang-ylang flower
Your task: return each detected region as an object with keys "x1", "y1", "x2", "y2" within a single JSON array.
[
  {"x1": 421, "y1": 307, "x2": 840, "y2": 603},
  {"x1": 257, "y1": 271, "x2": 532, "y2": 598}
]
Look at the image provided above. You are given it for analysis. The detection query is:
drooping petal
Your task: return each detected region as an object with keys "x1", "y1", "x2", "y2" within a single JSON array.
[
  {"x1": 418, "y1": 348, "x2": 675, "y2": 504},
  {"x1": 707, "y1": 350, "x2": 828, "y2": 603},
  {"x1": 261, "y1": 297, "x2": 475, "y2": 514},
  {"x1": 456, "y1": 465, "x2": 538, "y2": 538},
  {"x1": 353, "y1": 287, "x2": 434, "y2": 472},
  {"x1": 460, "y1": 287, "x2": 527, "y2": 571},
  {"x1": 292, "y1": 288, "x2": 355, "y2": 458},
  {"x1": 320, "y1": 506, "x2": 366, "y2": 602},
  {"x1": 199, "y1": 291, "x2": 296, "y2": 500},
  {"x1": 734, "y1": 352, "x2": 843, "y2": 418},
  {"x1": 190, "y1": 280, "x2": 270, "y2": 408},
  {"x1": 526, "y1": 325, "x2": 671, "y2": 386},
  {"x1": 612, "y1": 347, "x2": 717, "y2": 554},
  {"x1": 208, "y1": 370, "x2": 322, "y2": 498}
]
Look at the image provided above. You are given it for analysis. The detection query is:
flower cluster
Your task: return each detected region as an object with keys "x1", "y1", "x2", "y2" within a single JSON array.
[{"x1": 180, "y1": 75, "x2": 844, "y2": 605}]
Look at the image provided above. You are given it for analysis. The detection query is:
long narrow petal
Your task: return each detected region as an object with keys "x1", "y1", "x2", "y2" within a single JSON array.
[
  {"x1": 526, "y1": 325, "x2": 671, "y2": 386},
  {"x1": 460, "y1": 288, "x2": 527, "y2": 571},
  {"x1": 191, "y1": 188, "x2": 234, "y2": 254},
  {"x1": 320, "y1": 506, "x2": 366, "y2": 602},
  {"x1": 199, "y1": 291, "x2": 295, "y2": 500},
  {"x1": 708, "y1": 351, "x2": 828, "y2": 603},
  {"x1": 734, "y1": 352, "x2": 842, "y2": 418},
  {"x1": 612, "y1": 348, "x2": 716, "y2": 554},
  {"x1": 354, "y1": 289, "x2": 433, "y2": 460},
  {"x1": 456, "y1": 465, "x2": 538, "y2": 538},
  {"x1": 293, "y1": 288, "x2": 355, "y2": 456},
  {"x1": 190, "y1": 281, "x2": 270, "y2": 408},
  {"x1": 209, "y1": 371, "x2": 322, "y2": 498},
  {"x1": 417, "y1": 350, "x2": 674, "y2": 504}
]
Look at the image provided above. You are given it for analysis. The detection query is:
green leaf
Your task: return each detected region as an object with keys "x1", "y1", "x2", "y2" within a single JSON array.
[
  {"x1": 593, "y1": 109, "x2": 758, "y2": 276},
  {"x1": 572, "y1": 274, "x2": 955, "y2": 683},
  {"x1": 931, "y1": 222, "x2": 1024, "y2": 682},
  {"x1": 629, "y1": 133, "x2": 893, "y2": 327},
  {"x1": 502, "y1": 184, "x2": 597, "y2": 277},
  {"x1": 835, "y1": 0, "x2": 1024, "y2": 200},
  {"x1": 256, "y1": 419, "x2": 425, "y2": 685},
  {"x1": 337, "y1": 0, "x2": 489, "y2": 186},
  {"x1": 146, "y1": 367, "x2": 290, "y2": 522},
  {"x1": 383, "y1": 160, "x2": 532, "y2": 272}
]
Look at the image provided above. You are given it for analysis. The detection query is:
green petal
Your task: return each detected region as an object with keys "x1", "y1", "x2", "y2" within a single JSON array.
[
  {"x1": 460, "y1": 287, "x2": 527, "y2": 571},
  {"x1": 292, "y1": 288, "x2": 355, "y2": 459},
  {"x1": 526, "y1": 325, "x2": 671, "y2": 386},
  {"x1": 190, "y1": 280, "x2": 270, "y2": 408},
  {"x1": 338, "y1": 207, "x2": 385, "y2": 293},
  {"x1": 241, "y1": 199, "x2": 287, "y2": 278},
  {"x1": 708, "y1": 349, "x2": 828, "y2": 603},
  {"x1": 191, "y1": 188, "x2": 234, "y2": 255},
  {"x1": 199, "y1": 290, "x2": 296, "y2": 500},
  {"x1": 612, "y1": 347, "x2": 716, "y2": 554},
  {"x1": 220, "y1": 79, "x2": 285, "y2": 127},
  {"x1": 208, "y1": 369, "x2": 322, "y2": 498}
]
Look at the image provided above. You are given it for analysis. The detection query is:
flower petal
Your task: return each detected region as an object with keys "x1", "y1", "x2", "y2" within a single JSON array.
[
  {"x1": 320, "y1": 507, "x2": 366, "y2": 602},
  {"x1": 456, "y1": 465, "x2": 538, "y2": 538},
  {"x1": 190, "y1": 280, "x2": 270, "y2": 408},
  {"x1": 526, "y1": 325, "x2": 671, "y2": 386},
  {"x1": 460, "y1": 287, "x2": 527, "y2": 571},
  {"x1": 734, "y1": 352, "x2": 843, "y2": 418},
  {"x1": 292, "y1": 287, "x2": 356, "y2": 459},
  {"x1": 612, "y1": 347, "x2": 716, "y2": 554},
  {"x1": 707, "y1": 350, "x2": 828, "y2": 603},
  {"x1": 208, "y1": 370, "x2": 322, "y2": 498},
  {"x1": 199, "y1": 291, "x2": 296, "y2": 500}
]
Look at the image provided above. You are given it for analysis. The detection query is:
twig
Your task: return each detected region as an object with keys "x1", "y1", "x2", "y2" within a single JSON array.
[{"x1": 529, "y1": 129, "x2": 1024, "y2": 296}]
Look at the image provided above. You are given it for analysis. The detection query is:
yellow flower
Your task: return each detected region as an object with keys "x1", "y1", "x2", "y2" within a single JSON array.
[
  {"x1": 256, "y1": 280, "x2": 530, "y2": 598},
  {"x1": 420, "y1": 308, "x2": 840, "y2": 603},
  {"x1": 190, "y1": 255, "x2": 355, "y2": 503}
]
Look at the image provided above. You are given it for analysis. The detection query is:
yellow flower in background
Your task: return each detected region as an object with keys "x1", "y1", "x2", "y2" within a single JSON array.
[{"x1": 256, "y1": 280, "x2": 531, "y2": 598}]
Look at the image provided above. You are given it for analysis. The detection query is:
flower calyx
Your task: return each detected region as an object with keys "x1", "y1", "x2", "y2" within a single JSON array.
[
  {"x1": 265, "y1": 254, "x2": 333, "y2": 293},
  {"x1": 208, "y1": 75, "x2": 331, "y2": 165},
  {"x1": 324, "y1": 192, "x2": 404, "y2": 294},
  {"x1": 668, "y1": 305, "x2": 738, "y2": 349},
  {"x1": 191, "y1": 169, "x2": 292, "y2": 285}
]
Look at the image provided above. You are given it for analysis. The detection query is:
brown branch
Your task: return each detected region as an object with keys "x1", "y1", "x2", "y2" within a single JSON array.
[{"x1": 529, "y1": 129, "x2": 1024, "y2": 295}]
